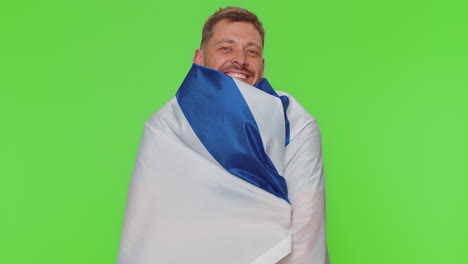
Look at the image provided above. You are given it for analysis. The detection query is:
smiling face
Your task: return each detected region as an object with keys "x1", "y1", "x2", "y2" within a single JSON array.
[{"x1": 193, "y1": 20, "x2": 265, "y2": 86}]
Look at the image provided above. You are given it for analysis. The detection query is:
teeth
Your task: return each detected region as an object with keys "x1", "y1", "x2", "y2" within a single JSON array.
[{"x1": 227, "y1": 72, "x2": 246, "y2": 79}]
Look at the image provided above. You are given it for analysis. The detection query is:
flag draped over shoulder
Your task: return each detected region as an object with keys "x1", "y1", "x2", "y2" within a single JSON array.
[{"x1": 117, "y1": 64, "x2": 329, "y2": 264}]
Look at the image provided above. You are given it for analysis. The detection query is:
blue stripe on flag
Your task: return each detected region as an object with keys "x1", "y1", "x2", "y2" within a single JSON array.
[
  {"x1": 176, "y1": 64, "x2": 289, "y2": 203},
  {"x1": 255, "y1": 79, "x2": 291, "y2": 145}
]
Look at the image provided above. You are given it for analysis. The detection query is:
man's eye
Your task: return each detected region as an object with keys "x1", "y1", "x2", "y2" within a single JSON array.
[
  {"x1": 247, "y1": 50, "x2": 259, "y2": 55},
  {"x1": 221, "y1": 47, "x2": 231, "y2": 51}
]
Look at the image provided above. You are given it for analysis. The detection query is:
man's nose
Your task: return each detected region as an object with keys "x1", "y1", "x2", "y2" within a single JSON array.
[{"x1": 232, "y1": 51, "x2": 248, "y2": 66}]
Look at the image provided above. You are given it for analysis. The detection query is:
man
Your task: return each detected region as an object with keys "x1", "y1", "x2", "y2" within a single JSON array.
[{"x1": 118, "y1": 7, "x2": 329, "y2": 264}]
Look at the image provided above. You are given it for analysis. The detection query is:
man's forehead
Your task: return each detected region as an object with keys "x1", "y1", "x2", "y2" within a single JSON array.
[{"x1": 210, "y1": 21, "x2": 263, "y2": 46}]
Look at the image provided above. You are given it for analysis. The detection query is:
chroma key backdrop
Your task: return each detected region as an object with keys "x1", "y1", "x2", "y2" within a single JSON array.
[{"x1": 1, "y1": 0, "x2": 467, "y2": 263}]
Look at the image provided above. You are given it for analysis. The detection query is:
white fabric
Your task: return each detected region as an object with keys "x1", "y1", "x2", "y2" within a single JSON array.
[
  {"x1": 276, "y1": 92, "x2": 330, "y2": 264},
  {"x1": 117, "y1": 81, "x2": 328, "y2": 263}
]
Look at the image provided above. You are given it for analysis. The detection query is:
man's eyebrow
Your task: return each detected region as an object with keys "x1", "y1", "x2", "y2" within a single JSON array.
[
  {"x1": 246, "y1": 41, "x2": 262, "y2": 50},
  {"x1": 214, "y1": 39, "x2": 262, "y2": 49},
  {"x1": 215, "y1": 39, "x2": 235, "y2": 45}
]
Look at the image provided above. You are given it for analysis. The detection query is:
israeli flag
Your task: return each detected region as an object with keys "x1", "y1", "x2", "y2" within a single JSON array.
[{"x1": 117, "y1": 64, "x2": 329, "y2": 264}]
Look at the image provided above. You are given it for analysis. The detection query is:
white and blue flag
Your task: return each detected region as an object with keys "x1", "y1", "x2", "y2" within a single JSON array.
[{"x1": 117, "y1": 64, "x2": 329, "y2": 264}]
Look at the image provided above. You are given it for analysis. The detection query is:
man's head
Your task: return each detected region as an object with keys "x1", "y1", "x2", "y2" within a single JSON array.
[{"x1": 193, "y1": 7, "x2": 265, "y2": 86}]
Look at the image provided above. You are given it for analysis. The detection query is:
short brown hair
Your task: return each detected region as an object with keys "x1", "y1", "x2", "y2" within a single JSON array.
[{"x1": 201, "y1": 7, "x2": 265, "y2": 48}]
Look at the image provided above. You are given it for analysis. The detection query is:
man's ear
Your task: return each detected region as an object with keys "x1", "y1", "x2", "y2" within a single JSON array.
[{"x1": 193, "y1": 49, "x2": 204, "y2": 65}]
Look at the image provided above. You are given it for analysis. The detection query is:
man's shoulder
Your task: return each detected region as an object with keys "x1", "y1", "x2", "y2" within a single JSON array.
[
  {"x1": 276, "y1": 91, "x2": 320, "y2": 142},
  {"x1": 145, "y1": 97, "x2": 179, "y2": 129}
]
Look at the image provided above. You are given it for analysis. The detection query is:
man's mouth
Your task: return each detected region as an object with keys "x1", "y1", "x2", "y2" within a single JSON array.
[{"x1": 224, "y1": 71, "x2": 248, "y2": 80}]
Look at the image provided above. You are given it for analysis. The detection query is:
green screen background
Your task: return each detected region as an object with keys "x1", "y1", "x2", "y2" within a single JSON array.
[{"x1": 1, "y1": 0, "x2": 467, "y2": 263}]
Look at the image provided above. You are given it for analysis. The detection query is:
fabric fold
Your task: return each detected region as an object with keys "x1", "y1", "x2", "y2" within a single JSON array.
[
  {"x1": 176, "y1": 64, "x2": 290, "y2": 203},
  {"x1": 118, "y1": 64, "x2": 296, "y2": 264}
]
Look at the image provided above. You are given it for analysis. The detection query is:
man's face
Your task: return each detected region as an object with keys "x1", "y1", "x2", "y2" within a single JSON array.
[{"x1": 193, "y1": 20, "x2": 265, "y2": 86}]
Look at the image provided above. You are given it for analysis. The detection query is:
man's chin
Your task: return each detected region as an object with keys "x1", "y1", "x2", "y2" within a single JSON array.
[
  {"x1": 221, "y1": 71, "x2": 256, "y2": 85},
  {"x1": 229, "y1": 76, "x2": 257, "y2": 86},
  {"x1": 234, "y1": 77, "x2": 251, "y2": 85}
]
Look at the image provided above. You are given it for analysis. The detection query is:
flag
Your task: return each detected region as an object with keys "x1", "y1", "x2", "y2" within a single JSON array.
[{"x1": 117, "y1": 64, "x2": 328, "y2": 264}]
